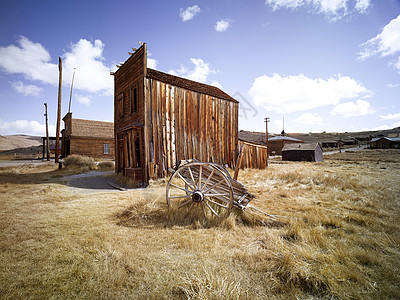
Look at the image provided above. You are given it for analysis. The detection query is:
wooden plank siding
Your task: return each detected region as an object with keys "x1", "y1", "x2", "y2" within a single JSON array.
[
  {"x1": 144, "y1": 78, "x2": 238, "y2": 179},
  {"x1": 238, "y1": 141, "x2": 268, "y2": 169}
]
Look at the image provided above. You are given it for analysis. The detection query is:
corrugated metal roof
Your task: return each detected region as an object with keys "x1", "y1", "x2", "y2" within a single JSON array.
[
  {"x1": 72, "y1": 119, "x2": 114, "y2": 139},
  {"x1": 269, "y1": 136, "x2": 303, "y2": 142},
  {"x1": 146, "y1": 68, "x2": 238, "y2": 103},
  {"x1": 282, "y1": 142, "x2": 320, "y2": 152},
  {"x1": 371, "y1": 137, "x2": 400, "y2": 142}
]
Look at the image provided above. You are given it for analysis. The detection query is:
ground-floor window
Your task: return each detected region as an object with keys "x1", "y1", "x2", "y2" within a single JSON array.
[{"x1": 104, "y1": 143, "x2": 110, "y2": 154}]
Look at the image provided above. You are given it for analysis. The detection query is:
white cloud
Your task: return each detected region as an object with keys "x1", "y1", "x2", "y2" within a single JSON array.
[
  {"x1": 11, "y1": 81, "x2": 43, "y2": 96},
  {"x1": 355, "y1": 0, "x2": 370, "y2": 13},
  {"x1": 180, "y1": 5, "x2": 201, "y2": 22},
  {"x1": 0, "y1": 119, "x2": 56, "y2": 136},
  {"x1": 358, "y1": 15, "x2": 400, "y2": 71},
  {"x1": 215, "y1": 19, "x2": 231, "y2": 32},
  {"x1": 331, "y1": 99, "x2": 374, "y2": 118},
  {"x1": 361, "y1": 123, "x2": 400, "y2": 131},
  {"x1": 147, "y1": 58, "x2": 158, "y2": 69},
  {"x1": 265, "y1": 0, "x2": 371, "y2": 20},
  {"x1": 63, "y1": 39, "x2": 113, "y2": 94},
  {"x1": 0, "y1": 35, "x2": 58, "y2": 84},
  {"x1": 76, "y1": 94, "x2": 92, "y2": 106},
  {"x1": 358, "y1": 15, "x2": 400, "y2": 59},
  {"x1": 385, "y1": 83, "x2": 400, "y2": 88},
  {"x1": 249, "y1": 73, "x2": 369, "y2": 113},
  {"x1": 168, "y1": 58, "x2": 216, "y2": 83},
  {"x1": 0, "y1": 36, "x2": 113, "y2": 95},
  {"x1": 211, "y1": 80, "x2": 223, "y2": 89},
  {"x1": 380, "y1": 113, "x2": 400, "y2": 120},
  {"x1": 295, "y1": 112, "x2": 323, "y2": 125}
]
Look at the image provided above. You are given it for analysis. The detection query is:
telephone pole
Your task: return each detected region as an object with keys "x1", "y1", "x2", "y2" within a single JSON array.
[
  {"x1": 55, "y1": 57, "x2": 62, "y2": 164},
  {"x1": 44, "y1": 103, "x2": 50, "y2": 161},
  {"x1": 265, "y1": 117, "x2": 270, "y2": 167}
]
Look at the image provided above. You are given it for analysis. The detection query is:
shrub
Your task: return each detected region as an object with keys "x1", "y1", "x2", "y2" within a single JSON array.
[
  {"x1": 63, "y1": 155, "x2": 96, "y2": 170},
  {"x1": 97, "y1": 161, "x2": 115, "y2": 171}
]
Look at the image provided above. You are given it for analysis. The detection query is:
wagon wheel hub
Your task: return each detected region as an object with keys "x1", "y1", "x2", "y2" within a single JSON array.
[{"x1": 192, "y1": 190, "x2": 204, "y2": 203}]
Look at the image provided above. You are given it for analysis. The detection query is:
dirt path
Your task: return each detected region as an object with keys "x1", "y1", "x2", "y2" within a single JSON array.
[{"x1": 61, "y1": 171, "x2": 125, "y2": 194}]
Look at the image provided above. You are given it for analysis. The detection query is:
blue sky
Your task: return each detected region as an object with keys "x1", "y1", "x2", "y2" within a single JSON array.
[{"x1": 0, "y1": 0, "x2": 399, "y2": 136}]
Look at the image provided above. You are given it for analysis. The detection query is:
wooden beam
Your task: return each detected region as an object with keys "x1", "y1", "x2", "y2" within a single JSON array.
[
  {"x1": 55, "y1": 57, "x2": 62, "y2": 164},
  {"x1": 233, "y1": 143, "x2": 245, "y2": 180}
]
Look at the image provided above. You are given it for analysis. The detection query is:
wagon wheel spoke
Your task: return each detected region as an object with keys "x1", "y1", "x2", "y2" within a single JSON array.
[
  {"x1": 170, "y1": 183, "x2": 193, "y2": 194},
  {"x1": 198, "y1": 165, "x2": 202, "y2": 190},
  {"x1": 204, "y1": 193, "x2": 230, "y2": 197},
  {"x1": 201, "y1": 202, "x2": 207, "y2": 218},
  {"x1": 169, "y1": 195, "x2": 192, "y2": 200},
  {"x1": 204, "y1": 200, "x2": 220, "y2": 217},
  {"x1": 188, "y1": 166, "x2": 197, "y2": 190},
  {"x1": 204, "y1": 197, "x2": 230, "y2": 209},
  {"x1": 201, "y1": 168, "x2": 215, "y2": 191},
  {"x1": 179, "y1": 198, "x2": 193, "y2": 209},
  {"x1": 184, "y1": 202, "x2": 195, "y2": 219},
  {"x1": 203, "y1": 178, "x2": 225, "y2": 194},
  {"x1": 177, "y1": 171, "x2": 196, "y2": 192}
]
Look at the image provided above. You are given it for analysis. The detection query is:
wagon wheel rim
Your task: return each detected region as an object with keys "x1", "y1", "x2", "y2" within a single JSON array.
[{"x1": 166, "y1": 162, "x2": 234, "y2": 220}]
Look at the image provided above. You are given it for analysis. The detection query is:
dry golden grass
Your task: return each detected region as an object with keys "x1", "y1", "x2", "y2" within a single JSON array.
[
  {"x1": 0, "y1": 149, "x2": 399, "y2": 299},
  {"x1": 63, "y1": 154, "x2": 97, "y2": 170}
]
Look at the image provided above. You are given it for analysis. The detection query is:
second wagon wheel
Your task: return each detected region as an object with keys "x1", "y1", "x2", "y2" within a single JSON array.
[{"x1": 166, "y1": 162, "x2": 234, "y2": 220}]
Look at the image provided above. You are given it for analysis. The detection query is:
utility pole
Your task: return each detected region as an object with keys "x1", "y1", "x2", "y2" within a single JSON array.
[
  {"x1": 44, "y1": 103, "x2": 50, "y2": 161},
  {"x1": 68, "y1": 68, "x2": 76, "y2": 113},
  {"x1": 55, "y1": 57, "x2": 62, "y2": 164},
  {"x1": 265, "y1": 117, "x2": 270, "y2": 167}
]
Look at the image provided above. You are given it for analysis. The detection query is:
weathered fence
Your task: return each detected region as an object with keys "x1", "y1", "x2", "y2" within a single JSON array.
[{"x1": 237, "y1": 140, "x2": 268, "y2": 169}]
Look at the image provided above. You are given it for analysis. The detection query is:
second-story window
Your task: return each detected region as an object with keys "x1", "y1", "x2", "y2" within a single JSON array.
[
  {"x1": 118, "y1": 93, "x2": 124, "y2": 117},
  {"x1": 133, "y1": 87, "x2": 137, "y2": 113}
]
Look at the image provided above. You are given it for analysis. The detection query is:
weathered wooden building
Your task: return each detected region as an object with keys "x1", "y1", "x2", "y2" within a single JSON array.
[
  {"x1": 113, "y1": 44, "x2": 239, "y2": 185},
  {"x1": 61, "y1": 113, "x2": 115, "y2": 159},
  {"x1": 268, "y1": 136, "x2": 304, "y2": 155},
  {"x1": 282, "y1": 142, "x2": 323, "y2": 162},
  {"x1": 370, "y1": 137, "x2": 400, "y2": 149}
]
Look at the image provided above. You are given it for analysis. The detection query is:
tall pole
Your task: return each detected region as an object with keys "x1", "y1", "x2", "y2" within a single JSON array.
[
  {"x1": 265, "y1": 117, "x2": 270, "y2": 167},
  {"x1": 44, "y1": 103, "x2": 50, "y2": 161},
  {"x1": 68, "y1": 68, "x2": 76, "y2": 113},
  {"x1": 55, "y1": 57, "x2": 62, "y2": 164}
]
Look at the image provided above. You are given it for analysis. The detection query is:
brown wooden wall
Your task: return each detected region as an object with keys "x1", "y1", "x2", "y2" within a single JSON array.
[
  {"x1": 114, "y1": 45, "x2": 147, "y2": 182},
  {"x1": 238, "y1": 141, "x2": 268, "y2": 169},
  {"x1": 144, "y1": 78, "x2": 239, "y2": 179},
  {"x1": 69, "y1": 137, "x2": 115, "y2": 159}
]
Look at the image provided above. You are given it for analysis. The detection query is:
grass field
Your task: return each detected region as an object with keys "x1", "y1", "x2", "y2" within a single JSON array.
[{"x1": 1, "y1": 150, "x2": 399, "y2": 299}]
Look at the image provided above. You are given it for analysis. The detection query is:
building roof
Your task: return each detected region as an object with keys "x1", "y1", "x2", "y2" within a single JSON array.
[
  {"x1": 282, "y1": 142, "x2": 320, "y2": 152},
  {"x1": 371, "y1": 137, "x2": 400, "y2": 143},
  {"x1": 72, "y1": 118, "x2": 114, "y2": 139},
  {"x1": 321, "y1": 140, "x2": 339, "y2": 143},
  {"x1": 269, "y1": 135, "x2": 303, "y2": 142},
  {"x1": 238, "y1": 131, "x2": 266, "y2": 145},
  {"x1": 146, "y1": 68, "x2": 238, "y2": 103}
]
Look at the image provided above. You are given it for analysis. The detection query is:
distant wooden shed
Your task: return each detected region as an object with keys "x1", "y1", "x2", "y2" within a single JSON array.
[
  {"x1": 268, "y1": 135, "x2": 304, "y2": 155},
  {"x1": 282, "y1": 142, "x2": 323, "y2": 162},
  {"x1": 370, "y1": 137, "x2": 400, "y2": 149},
  {"x1": 113, "y1": 44, "x2": 239, "y2": 185},
  {"x1": 321, "y1": 140, "x2": 340, "y2": 148},
  {"x1": 61, "y1": 113, "x2": 115, "y2": 159}
]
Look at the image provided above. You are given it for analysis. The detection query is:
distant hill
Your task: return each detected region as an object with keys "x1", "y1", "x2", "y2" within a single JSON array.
[
  {"x1": 0, "y1": 135, "x2": 42, "y2": 152},
  {"x1": 239, "y1": 127, "x2": 400, "y2": 145}
]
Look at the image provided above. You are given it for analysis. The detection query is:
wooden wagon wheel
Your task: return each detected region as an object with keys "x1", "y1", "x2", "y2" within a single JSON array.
[{"x1": 166, "y1": 162, "x2": 234, "y2": 220}]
